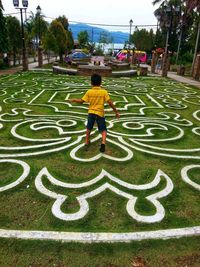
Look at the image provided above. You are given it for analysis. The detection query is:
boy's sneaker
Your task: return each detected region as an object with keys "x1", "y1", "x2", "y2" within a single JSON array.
[{"x1": 100, "y1": 144, "x2": 105, "y2": 153}]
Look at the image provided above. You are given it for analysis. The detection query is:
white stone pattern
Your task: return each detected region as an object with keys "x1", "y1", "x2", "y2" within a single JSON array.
[
  {"x1": 0, "y1": 75, "x2": 200, "y2": 160},
  {"x1": 35, "y1": 168, "x2": 173, "y2": 223},
  {"x1": 0, "y1": 73, "x2": 200, "y2": 242}
]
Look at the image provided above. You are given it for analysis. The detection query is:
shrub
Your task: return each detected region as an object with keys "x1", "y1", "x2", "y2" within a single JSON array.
[{"x1": 178, "y1": 52, "x2": 193, "y2": 65}]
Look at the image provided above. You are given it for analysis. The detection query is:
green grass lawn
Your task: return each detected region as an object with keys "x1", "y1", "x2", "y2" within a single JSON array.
[{"x1": 0, "y1": 71, "x2": 199, "y2": 266}]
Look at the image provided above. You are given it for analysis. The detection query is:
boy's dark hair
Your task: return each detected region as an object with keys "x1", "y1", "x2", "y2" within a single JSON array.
[{"x1": 91, "y1": 73, "x2": 102, "y2": 86}]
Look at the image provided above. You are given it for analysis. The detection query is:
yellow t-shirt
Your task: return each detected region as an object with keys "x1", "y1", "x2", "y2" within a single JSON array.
[{"x1": 82, "y1": 86, "x2": 110, "y2": 117}]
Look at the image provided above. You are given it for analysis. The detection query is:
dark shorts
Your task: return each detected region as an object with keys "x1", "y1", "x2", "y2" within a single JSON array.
[{"x1": 87, "y1": 113, "x2": 107, "y2": 132}]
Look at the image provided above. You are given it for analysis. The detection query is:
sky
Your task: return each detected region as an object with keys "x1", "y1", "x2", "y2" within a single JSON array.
[{"x1": 2, "y1": 0, "x2": 159, "y2": 32}]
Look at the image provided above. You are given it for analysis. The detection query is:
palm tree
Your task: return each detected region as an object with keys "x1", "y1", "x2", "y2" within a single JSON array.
[
  {"x1": 0, "y1": 1, "x2": 3, "y2": 11},
  {"x1": 185, "y1": 0, "x2": 200, "y2": 12},
  {"x1": 185, "y1": 0, "x2": 200, "y2": 74},
  {"x1": 154, "y1": 1, "x2": 181, "y2": 53}
]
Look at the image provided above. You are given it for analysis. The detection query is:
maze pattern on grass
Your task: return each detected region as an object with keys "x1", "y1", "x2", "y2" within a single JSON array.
[{"x1": 0, "y1": 71, "x2": 199, "y2": 241}]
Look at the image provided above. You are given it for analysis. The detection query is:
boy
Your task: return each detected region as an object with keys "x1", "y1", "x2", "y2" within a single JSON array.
[{"x1": 68, "y1": 73, "x2": 120, "y2": 152}]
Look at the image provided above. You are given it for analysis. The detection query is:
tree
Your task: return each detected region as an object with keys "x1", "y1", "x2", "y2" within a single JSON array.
[
  {"x1": 42, "y1": 30, "x2": 58, "y2": 62},
  {"x1": 49, "y1": 20, "x2": 67, "y2": 62},
  {"x1": 57, "y1": 16, "x2": 74, "y2": 54},
  {"x1": 154, "y1": 1, "x2": 182, "y2": 53},
  {"x1": 185, "y1": 0, "x2": 200, "y2": 72},
  {"x1": 0, "y1": 2, "x2": 8, "y2": 54},
  {"x1": 131, "y1": 29, "x2": 155, "y2": 51},
  {"x1": 154, "y1": 28, "x2": 165, "y2": 49},
  {"x1": 57, "y1": 15, "x2": 69, "y2": 31},
  {"x1": 33, "y1": 13, "x2": 48, "y2": 46},
  {"x1": 24, "y1": 12, "x2": 36, "y2": 56},
  {"x1": 78, "y1": 30, "x2": 89, "y2": 48},
  {"x1": 185, "y1": 0, "x2": 200, "y2": 11},
  {"x1": 66, "y1": 30, "x2": 74, "y2": 53},
  {"x1": 6, "y1": 16, "x2": 21, "y2": 66},
  {"x1": 153, "y1": 0, "x2": 199, "y2": 54},
  {"x1": 0, "y1": 0, "x2": 3, "y2": 10},
  {"x1": 24, "y1": 11, "x2": 48, "y2": 62}
]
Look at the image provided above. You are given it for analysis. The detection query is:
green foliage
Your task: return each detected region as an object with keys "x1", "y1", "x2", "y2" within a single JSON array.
[
  {"x1": 56, "y1": 16, "x2": 74, "y2": 53},
  {"x1": 33, "y1": 15, "x2": 48, "y2": 42},
  {"x1": 154, "y1": 29, "x2": 165, "y2": 49},
  {"x1": 56, "y1": 15, "x2": 69, "y2": 31},
  {"x1": 153, "y1": 0, "x2": 200, "y2": 55},
  {"x1": 177, "y1": 51, "x2": 193, "y2": 64},
  {"x1": 131, "y1": 28, "x2": 155, "y2": 51},
  {"x1": 66, "y1": 30, "x2": 74, "y2": 53},
  {"x1": 42, "y1": 30, "x2": 58, "y2": 54},
  {"x1": 6, "y1": 16, "x2": 21, "y2": 65},
  {"x1": 94, "y1": 44, "x2": 104, "y2": 55},
  {"x1": 0, "y1": 0, "x2": 3, "y2": 11},
  {"x1": 0, "y1": 9, "x2": 8, "y2": 53},
  {"x1": 49, "y1": 20, "x2": 67, "y2": 61},
  {"x1": 78, "y1": 30, "x2": 89, "y2": 48}
]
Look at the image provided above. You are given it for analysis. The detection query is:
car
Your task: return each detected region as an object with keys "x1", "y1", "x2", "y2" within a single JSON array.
[
  {"x1": 65, "y1": 52, "x2": 91, "y2": 64},
  {"x1": 116, "y1": 50, "x2": 147, "y2": 63}
]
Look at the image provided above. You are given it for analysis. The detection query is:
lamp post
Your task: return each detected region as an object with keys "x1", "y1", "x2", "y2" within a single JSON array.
[
  {"x1": 36, "y1": 5, "x2": 43, "y2": 68},
  {"x1": 13, "y1": 0, "x2": 28, "y2": 71},
  {"x1": 129, "y1": 19, "x2": 133, "y2": 46},
  {"x1": 176, "y1": 15, "x2": 183, "y2": 65},
  {"x1": 127, "y1": 19, "x2": 133, "y2": 63},
  {"x1": 161, "y1": 5, "x2": 180, "y2": 77}
]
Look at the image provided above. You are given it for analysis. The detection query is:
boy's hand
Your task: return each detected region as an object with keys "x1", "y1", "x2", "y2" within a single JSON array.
[
  {"x1": 116, "y1": 111, "x2": 120, "y2": 119},
  {"x1": 67, "y1": 98, "x2": 84, "y2": 104}
]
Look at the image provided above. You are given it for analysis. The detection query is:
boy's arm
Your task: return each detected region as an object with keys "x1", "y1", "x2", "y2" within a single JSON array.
[
  {"x1": 68, "y1": 98, "x2": 84, "y2": 104},
  {"x1": 107, "y1": 99, "x2": 120, "y2": 119},
  {"x1": 68, "y1": 91, "x2": 88, "y2": 104}
]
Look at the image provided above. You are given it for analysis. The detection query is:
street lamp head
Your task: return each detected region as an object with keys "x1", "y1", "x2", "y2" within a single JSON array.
[
  {"x1": 129, "y1": 19, "x2": 133, "y2": 25},
  {"x1": 13, "y1": 0, "x2": 19, "y2": 7},
  {"x1": 36, "y1": 5, "x2": 41, "y2": 15},
  {"x1": 22, "y1": 0, "x2": 28, "y2": 8}
]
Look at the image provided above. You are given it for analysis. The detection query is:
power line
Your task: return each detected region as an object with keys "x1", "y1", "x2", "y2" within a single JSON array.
[
  {"x1": 69, "y1": 20, "x2": 157, "y2": 28},
  {"x1": 4, "y1": 12, "x2": 157, "y2": 28}
]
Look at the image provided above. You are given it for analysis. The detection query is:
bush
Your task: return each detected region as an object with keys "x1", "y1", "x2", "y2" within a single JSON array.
[{"x1": 178, "y1": 52, "x2": 193, "y2": 65}]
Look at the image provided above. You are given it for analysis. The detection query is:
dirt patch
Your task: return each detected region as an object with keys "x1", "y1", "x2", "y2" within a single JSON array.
[
  {"x1": 0, "y1": 67, "x2": 22, "y2": 76},
  {"x1": 130, "y1": 257, "x2": 148, "y2": 267},
  {"x1": 175, "y1": 254, "x2": 200, "y2": 267}
]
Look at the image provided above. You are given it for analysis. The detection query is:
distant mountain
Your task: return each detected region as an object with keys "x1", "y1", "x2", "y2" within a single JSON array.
[{"x1": 69, "y1": 23, "x2": 129, "y2": 44}]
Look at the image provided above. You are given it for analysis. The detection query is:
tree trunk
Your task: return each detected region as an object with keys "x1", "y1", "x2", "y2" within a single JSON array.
[
  {"x1": 59, "y1": 52, "x2": 63, "y2": 63},
  {"x1": 13, "y1": 48, "x2": 16, "y2": 66},
  {"x1": 192, "y1": 21, "x2": 200, "y2": 75}
]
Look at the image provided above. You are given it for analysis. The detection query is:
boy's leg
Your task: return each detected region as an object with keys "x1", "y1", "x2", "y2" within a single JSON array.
[
  {"x1": 85, "y1": 128, "x2": 91, "y2": 145},
  {"x1": 99, "y1": 130, "x2": 106, "y2": 152},
  {"x1": 85, "y1": 114, "x2": 96, "y2": 145},
  {"x1": 101, "y1": 130, "x2": 107, "y2": 144},
  {"x1": 97, "y1": 116, "x2": 107, "y2": 152}
]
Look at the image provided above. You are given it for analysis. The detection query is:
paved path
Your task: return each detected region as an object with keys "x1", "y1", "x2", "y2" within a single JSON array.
[
  {"x1": 148, "y1": 66, "x2": 200, "y2": 89},
  {"x1": 167, "y1": 72, "x2": 200, "y2": 89},
  {"x1": 0, "y1": 58, "x2": 55, "y2": 76}
]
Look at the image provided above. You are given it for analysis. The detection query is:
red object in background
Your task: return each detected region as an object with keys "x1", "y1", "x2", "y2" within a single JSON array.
[{"x1": 156, "y1": 48, "x2": 164, "y2": 54}]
